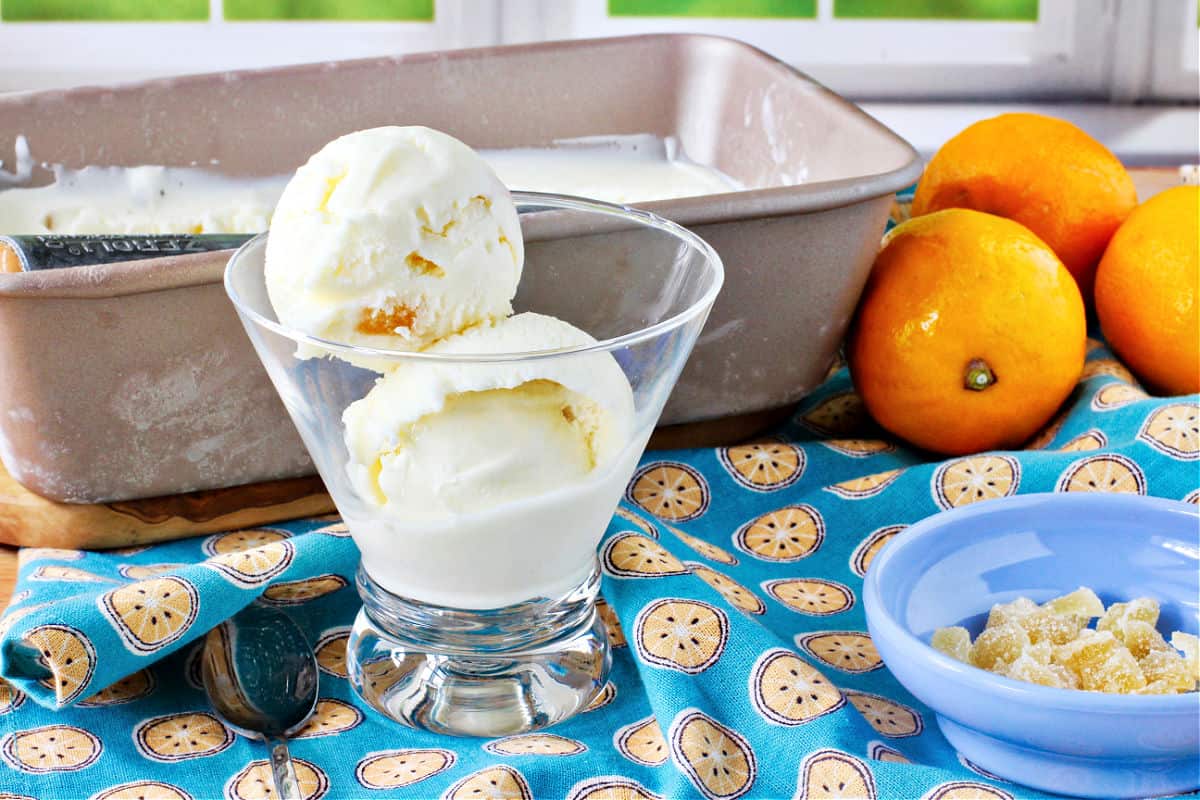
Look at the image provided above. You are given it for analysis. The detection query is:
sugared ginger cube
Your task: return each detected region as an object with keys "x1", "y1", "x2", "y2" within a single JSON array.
[
  {"x1": 971, "y1": 623, "x2": 1030, "y2": 670},
  {"x1": 1044, "y1": 587, "x2": 1105, "y2": 619},
  {"x1": 1018, "y1": 607, "x2": 1089, "y2": 646},
  {"x1": 1055, "y1": 630, "x2": 1146, "y2": 692},
  {"x1": 986, "y1": 597, "x2": 1038, "y2": 628},
  {"x1": 931, "y1": 626, "x2": 971, "y2": 663},
  {"x1": 1170, "y1": 632, "x2": 1199, "y2": 684},
  {"x1": 1138, "y1": 649, "x2": 1195, "y2": 693},
  {"x1": 1098, "y1": 598, "x2": 1160, "y2": 634},
  {"x1": 1116, "y1": 619, "x2": 1170, "y2": 659}
]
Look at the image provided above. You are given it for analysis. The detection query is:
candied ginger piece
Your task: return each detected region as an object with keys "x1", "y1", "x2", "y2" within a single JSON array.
[
  {"x1": 1139, "y1": 649, "x2": 1194, "y2": 693},
  {"x1": 1047, "y1": 663, "x2": 1080, "y2": 690},
  {"x1": 986, "y1": 597, "x2": 1038, "y2": 628},
  {"x1": 931, "y1": 626, "x2": 972, "y2": 663},
  {"x1": 1018, "y1": 607, "x2": 1089, "y2": 646},
  {"x1": 1117, "y1": 619, "x2": 1170, "y2": 659},
  {"x1": 1170, "y1": 631, "x2": 1199, "y2": 683},
  {"x1": 971, "y1": 623, "x2": 1030, "y2": 670},
  {"x1": 1098, "y1": 598, "x2": 1160, "y2": 634},
  {"x1": 1006, "y1": 654, "x2": 1072, "y2": 689},
  {"x1": 1044, "y1": 587, "x2": 1105, "y2": 619},
  {"x1": 1024, "y1": 640, "x2": 1053, "y2": 665},
  {"x1": 1136, "y1": 679, "x2": 1178, "y2": 695},
  {"x1": 1053, "y1": 630, "x2": 1125, "y2": 691}
]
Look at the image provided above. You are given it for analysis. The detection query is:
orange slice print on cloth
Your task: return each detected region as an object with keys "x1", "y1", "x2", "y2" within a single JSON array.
[
  {"x1": 669, "y1": 710, "x2": 757, "y2": 800},
  {"x1": 602, "y1": 533, "x2": 689, "y2": 578},
  {"x1": 226, "y1": 758, "x2": 329, "y2": 800},
  {"x1": 596, "y1": 598, "x2": 626, "y2": 648},
  {"x1": 1055, "y1": 454, "x2": 1147, "y2": 495},
  {"x1": 1059, "y1": 430, "x2": 1107, "y2": 452},
  {"x1": 17, "y1": 548, "x2": 83, "y2": 566},
  {"x1": 118, "y1": 564, "x2": 185, "y2": 580},
  {"x1": 25, "y1": 624, "x2": 97, "y2": 705},
  {"x1": 134, "y1": 712, "x2": 234, "y2": 762},
  {"x1": 634, "y1": 598, "x2": 729, "y2": 674},
  {"x1": 260, "y1": 574, "x2": 348, "y2": 605},
  {"x1": 0, "y1": 679, "x2": 26, "y2": 714},
  {"x1": 1, "y1": 725, "x2": 101, "y2": 774},
  {"x1": 1138, "y1": 403, "x2": 1199, "y2": 460},
  {"x1": 29, "y1": 565, "x2": 113, "y2": 583},
  {"x1": 802, "y1": 392, "x2": 870, "y2": 437},
  {"x1": 442, "y1": 766, "x2": 532, "y2": 800},
  {"x1": 313, "y1": 519, "x2": 350, "y2": 537},
  {"x1": 99, "y1": 577, "x2": 198, "y2": 655},
  {"x1": 91, "y1": 781, "x2": 194, "y2": 800},
  {"x1": 796, "y1": 749, "x2": 876, "y2": 800},
  {"x1": 1080, "y1": 358, "x2": 1138, "y2": 384},
  {"x1": 627, "y1": 462, "x2": 710, "y2": 521},
  {"x1": 202, "y1": 528, "x2": 289, "y2": 556},
  {"x1": 567, "y1": 777, "x2": 664, "y2": 800},
  {"x1": 925, "y1": 782, "x2": 1015, "y2": 800},
  {"x1": 585, "y1": 681, "x2": 617, "y2": 712},
  {"x1": 796, "y1": 631, "x2": 883, "y2": 674},
  {"x1": 205, "y1": 541, "x2": 295, "y2": 587},
  {"x1": 79, "y1": 669, "x2": 155, "y2": 707},
  {"x1": 850, "y1": 525, "x2": 906, "y2": 579},
  {"x1": 845, "y1": 691, "x2": 924, "y2": 738},
  {"x1": 687, "y1": 564, "x2": 765, "y2": 615},
  {"x1": 614, "y1": 716, "x2": 668, "y2": 766},
  {"x1": 763, "y1": 579, "x2": 854, "y2": 616},
  {"x1": 749, "y1": 648, "x2": 844, "y2": 725},
  {"x1": 354, "y1": 749, "x2": 455, "y2": 790},
  {"x1": 733, "y1": 505, "x2": 825, "y2": 562},
  {"x1": 292, "y1": 699, "x2": 363, "y2": 739},
  {"x1": 484, "y1": 734, "x2": 586, "y2": 756},
  {"x1": 867, "y1": 741, "x2": 910, "y2": 763},
  {"x1": 825, "y1": 469, "x2": 904, "y2": 500},
  {"x1": 717, "y1": 441, "x2": 805, "y2": 491},
  {"x1": 821, "y1": 439, "x2": 896, "y2": 458},
  {"x1": 932, "y1": 456, "x2": 1020, "y2": 510},
  {"x1": 668, "y1": 525, "x2": 738, "y2": 565},
  {"x1": 1091, "y1": 383, "x2": 1148, "y2": 410},
  {"x1": 613, "y1": 506, "x2": 660, "y2": 538},
  {"x1": 315, "y1": 628, "x2": 350, "y2": 678}
]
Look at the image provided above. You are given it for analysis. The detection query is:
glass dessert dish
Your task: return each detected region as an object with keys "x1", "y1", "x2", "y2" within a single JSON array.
[{"x1": 225, "y1": 192, "x2": 723, "y2": 736}]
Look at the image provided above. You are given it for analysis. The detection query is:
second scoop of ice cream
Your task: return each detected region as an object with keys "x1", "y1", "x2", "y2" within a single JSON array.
[{"x1": 342, "y1": 312, "x2": 635, "y2": 518}]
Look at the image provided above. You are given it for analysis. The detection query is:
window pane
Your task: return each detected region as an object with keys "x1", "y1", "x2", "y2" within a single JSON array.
[
  {"x1": 608, "y1": 0, "x2": 816, "y2": 19},
  {"x1": 1, "y1": 0, "x2": 208, "y2": 21},
  {"x1": 834, "y1": 0, "x2": 1037, "y2": 20},
  {"x1": 222, "y1": 0, "x2": 434, "y2": 21}
]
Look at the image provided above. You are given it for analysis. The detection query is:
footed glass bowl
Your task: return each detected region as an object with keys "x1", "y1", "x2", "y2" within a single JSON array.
[{"x1": 225, "y1": 192, "x2": 722, "y2": 736}]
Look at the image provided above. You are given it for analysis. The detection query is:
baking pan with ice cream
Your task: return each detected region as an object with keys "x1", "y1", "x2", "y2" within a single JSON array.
[{"x1": 0, "y1": 33, "x2": 920, "y2": 513}]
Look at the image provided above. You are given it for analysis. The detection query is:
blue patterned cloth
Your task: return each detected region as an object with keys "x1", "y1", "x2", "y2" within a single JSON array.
[{"x1": 0, "y1": 332, "x2": 1196, "y2": 800}]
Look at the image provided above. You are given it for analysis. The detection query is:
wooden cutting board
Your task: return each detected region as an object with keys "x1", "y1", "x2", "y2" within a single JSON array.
[{"x1": 0, "y1": 461, "x2": 334, "y2": 550}]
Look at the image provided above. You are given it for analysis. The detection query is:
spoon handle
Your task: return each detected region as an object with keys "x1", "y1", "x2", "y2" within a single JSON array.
[{"x1": 266, "y1": 735, "x2": 302, "y2": 800}]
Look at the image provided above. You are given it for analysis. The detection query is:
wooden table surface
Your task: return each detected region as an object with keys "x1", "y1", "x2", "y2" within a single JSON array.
[{"x1": 0, "y1": 167, "x2": 1185, "y2": 615}]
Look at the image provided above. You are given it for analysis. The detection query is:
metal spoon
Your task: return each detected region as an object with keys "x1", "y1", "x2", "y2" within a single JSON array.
[{"x1": 203, "y1": 602, "x2": 319, "y2": 800}]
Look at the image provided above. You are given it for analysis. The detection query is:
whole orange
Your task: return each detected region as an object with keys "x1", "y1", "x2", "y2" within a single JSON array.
[
  {"x1": 911, "y1": 113, "x2": 1137, "y2": 302},
  {"x1": 1095, "y1": 185, "x2": 1199, "y2": 396},
  {"x1": 848, "y1": 208, "x2": 1086, "y2": 455}
]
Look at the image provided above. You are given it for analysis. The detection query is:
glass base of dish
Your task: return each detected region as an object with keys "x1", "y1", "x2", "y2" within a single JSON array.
[{"x1": 346, "y1": 562, "x2": 611, "y2": 737}]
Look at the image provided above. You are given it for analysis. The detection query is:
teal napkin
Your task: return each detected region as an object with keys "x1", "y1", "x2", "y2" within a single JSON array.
[{"x1": 1, "y1": 333, "x2": 1196, "y2": 800}]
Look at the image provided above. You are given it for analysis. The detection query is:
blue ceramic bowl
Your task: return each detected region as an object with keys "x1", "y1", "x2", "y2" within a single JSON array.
[{"x1": 863, "y1": 493, "x2": 1199, "y2": 800}]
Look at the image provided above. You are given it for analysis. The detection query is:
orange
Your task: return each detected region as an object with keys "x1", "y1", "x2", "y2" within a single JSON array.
[
  {"x1": 912, "y1": 113, "x2": 1136, "y2": 301},
  {"x1": 1095, "y1": 186, "x2": 1199, "y2": 395},
  {"x1": 848, "y1": 208, "x2": 1086, "y2": 454}
]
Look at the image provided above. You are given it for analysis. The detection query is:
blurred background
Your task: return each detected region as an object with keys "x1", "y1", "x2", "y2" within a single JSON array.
[{"x1": 1, "y1": 0, "x2": 1196, "y2": 162}]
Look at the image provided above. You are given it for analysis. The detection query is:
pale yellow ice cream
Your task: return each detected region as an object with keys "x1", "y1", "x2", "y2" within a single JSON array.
[
  {"x1": 264, "y1": 126, "x2": 522, "y2": 353},
  {"x1": 342, "y1": 313, "x2": 634, "y2": 518}
]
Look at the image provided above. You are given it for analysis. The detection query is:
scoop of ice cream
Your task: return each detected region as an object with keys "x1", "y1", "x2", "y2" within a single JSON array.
[
  {"x1": 342, "y1": 313, "x2": 635, "y2": 517},
  {"x1": 265, "y1": 126, "x2": 523, "y2": 353}
]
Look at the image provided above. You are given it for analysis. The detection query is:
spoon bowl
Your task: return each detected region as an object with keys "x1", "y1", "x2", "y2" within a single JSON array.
[{"x1": 203, "y1": 602, "x2": 319, "y2": 800}]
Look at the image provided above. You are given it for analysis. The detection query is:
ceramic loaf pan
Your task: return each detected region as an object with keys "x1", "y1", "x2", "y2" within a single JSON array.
[{"x1": 0, "y1": 34, "x2": 920, "y2": 504}]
